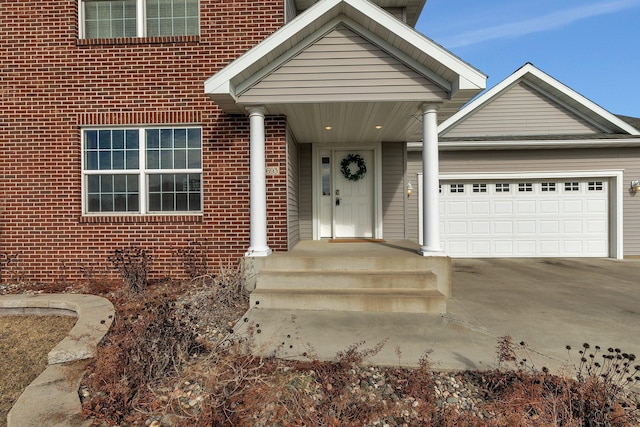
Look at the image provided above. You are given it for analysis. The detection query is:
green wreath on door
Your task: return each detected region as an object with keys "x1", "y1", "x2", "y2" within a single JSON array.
[{"x1": 340, "y1": 153, "x2": 367, "y2": 182}]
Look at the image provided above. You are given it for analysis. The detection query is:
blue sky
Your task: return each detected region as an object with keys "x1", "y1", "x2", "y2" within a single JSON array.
[{"x1": 416, "y1": 0, "x2": 640, "y2": 118}]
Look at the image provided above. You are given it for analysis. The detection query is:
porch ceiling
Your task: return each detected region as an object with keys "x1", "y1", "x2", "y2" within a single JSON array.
[{"x1": 268, "y1": 101, "x2": 424, "y2": 143}]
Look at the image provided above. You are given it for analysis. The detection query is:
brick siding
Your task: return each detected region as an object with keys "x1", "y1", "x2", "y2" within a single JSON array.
[{"x1": 0, "y1": 0, "x2": 288, "y2": 283}]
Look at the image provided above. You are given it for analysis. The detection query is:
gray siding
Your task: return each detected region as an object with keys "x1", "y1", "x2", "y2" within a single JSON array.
[
  {"x1": 240, "y1": 25, "x2": 448, "y2": 104},
  {"x1": 406, "y1": 152, "x2": 421, "y2": 241},
  {"x1": 382, "y1": 142, "x2": 406, "y2": 239},
  {"x1": 286, "y1": 129, "x2": 300, "y2": 249},
  {"x1": 407, "y1": 148, "x2": 640, "y2": 255},
  {"x1": 299, "y1": 144, "x2": 313, "y2": 240},
  {"x1": 443, "y1": 82, "x2": 602, "y2": 137},
  {"x1": 285, "y1": 0, "x2": 297, "y2": 23}
]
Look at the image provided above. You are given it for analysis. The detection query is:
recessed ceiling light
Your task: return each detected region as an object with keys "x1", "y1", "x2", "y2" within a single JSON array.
[
  {"x1": 324, "y1": 126, "x2": 332, "y2": 131},
  {"x1": 375, "y1": 125, "x2": 383, "y2": 130}
]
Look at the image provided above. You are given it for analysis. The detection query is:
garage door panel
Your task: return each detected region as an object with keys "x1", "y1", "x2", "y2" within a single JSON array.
[
  {"x1": 448, "y1": 201, "x2": 468, "y2": 215},
  {"x1": 562, "y1": 220, "x2": 583, "y2": 234},
  {"x1": 562, "y1": 200, "x2": 583, "y2": 213},
  {"x1": 587, "y1": 220, "x2": 607, "y2": 233},
  {"x1": 516, "y1": 221, "x2": 536, "y2": 234},
  {"x1": 471, "y1": 221, "x2": 491, "y2": 234},
  {"x1": 586, "y1": 199, "x2": 607, "y2": 213},
  {"x1": 516, "y1": 240, "x2": 536, "y2": 254},
  {"x1": 539, "y1": 220, "x2": 559, "y2": 234},
  {"x1": 439, "y1": 179, "x2": 609, "y2": 257},
  {"x1": 494, "y1": 240, "x2": 514, "y2": 255},
  {"x1": 494, "y1": 201, "x2": 514, "y2": 214},
  {"x1": 516, "y1": 200, "x2": 536, "y2": 214},
  {"x1": 493, "y1": 221, "x2": 513, "y2": 234},
  {"x1": 471, "y1": 241, "x2": 491, "y2": 255},
  {"x1": 540, "y1": 200, "x2": 560, "y2": 214},
  {"x1": 448, "y1": 221, "x2": 468, "y2": 234},
  {"x1": 471, "y1": 201, "x2": 491, "y2": 214},
  {"x1": 540, "y1": 240, "x2": 560, "y2": 253}
]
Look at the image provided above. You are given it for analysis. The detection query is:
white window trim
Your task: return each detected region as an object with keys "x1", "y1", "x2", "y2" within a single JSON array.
[
  {"x1": 78, "y1": 0, "x2": 200, "y2": 39},
  {"x1": 81, "y1": 126, "x2": 203, "y2": 216}
]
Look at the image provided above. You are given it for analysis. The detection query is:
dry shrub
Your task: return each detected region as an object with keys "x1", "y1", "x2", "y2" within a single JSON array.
[
  {"x1": 478, "y1": 340, "x2": 640, "y2": 427},
  {"x1": 108, "y1": 246, "x2": 152, "y2": 293},
  {"x1": 82, "y1": 285, "x2": 203, "y2": 425}
]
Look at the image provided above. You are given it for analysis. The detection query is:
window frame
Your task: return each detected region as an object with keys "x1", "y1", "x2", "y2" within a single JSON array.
[
  {"x1": 81, "y1": 126, "x2": 203, "y2": 215},
  {"x1": 79, "y1": 0, "x2": 200, "y2": 39}
]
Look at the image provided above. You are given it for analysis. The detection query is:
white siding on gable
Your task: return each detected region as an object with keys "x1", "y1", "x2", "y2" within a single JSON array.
[
  {"x1": 239, "y1": 25, "x2": 448, "y2": 104},
  {"x1": 443, "y1": 82, "x2": 602, "y2": 137}
]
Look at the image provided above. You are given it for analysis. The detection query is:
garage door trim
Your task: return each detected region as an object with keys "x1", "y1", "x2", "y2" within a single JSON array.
[{"x1": 417, "y1": 170, "x2": 624, "y2": 259}]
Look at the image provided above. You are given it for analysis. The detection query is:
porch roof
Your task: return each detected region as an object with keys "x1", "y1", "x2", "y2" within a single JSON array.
[{"x1": 204, "y1": 0, "x2": 486, "y2": 144}]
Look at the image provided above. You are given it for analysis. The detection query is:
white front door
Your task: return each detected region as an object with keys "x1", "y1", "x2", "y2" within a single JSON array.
[{"x1": 319, "y1": 149, "x2": 374, "y2": 238}]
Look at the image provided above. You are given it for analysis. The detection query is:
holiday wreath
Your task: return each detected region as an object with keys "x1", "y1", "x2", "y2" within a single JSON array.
[{"x1": 340, "y1": 153, "x2": 367, "y2": 181}]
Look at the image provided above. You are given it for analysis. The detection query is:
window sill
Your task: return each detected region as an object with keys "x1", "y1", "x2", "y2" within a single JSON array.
[
  {"x1": 79, "y1": 214, "x2": 203, "y2": 224},
  {"x1": 76, "y1": 35, "x2": 199, "y2": 46}
]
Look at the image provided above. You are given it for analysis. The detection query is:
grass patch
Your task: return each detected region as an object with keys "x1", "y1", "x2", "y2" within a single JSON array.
[{"x1": 0, "y1": 315, "x2": 76, "y2": 427}]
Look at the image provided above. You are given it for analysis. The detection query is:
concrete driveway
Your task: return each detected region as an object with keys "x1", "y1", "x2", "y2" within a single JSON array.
[
  {"x1": 241, "y1": 258, "x2": 640, "y2": 372},
  {"x1": 446, "y1": 258, "x2": 640, "y2": 371}
]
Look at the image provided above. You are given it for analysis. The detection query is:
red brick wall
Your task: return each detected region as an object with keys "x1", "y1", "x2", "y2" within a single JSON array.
[{"x1": 0, "y1": 1, "x2": 288, "y2": 283}]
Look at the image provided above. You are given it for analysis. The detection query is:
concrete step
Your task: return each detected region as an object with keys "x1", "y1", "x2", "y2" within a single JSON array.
[
  {"x1": 255, "y1": 270, "x2": 438, "y2": 290},
  {"x1": 250, "y1": 288, "x2": 447, "y2": 313},
  {"x1": 248, "y1": 256, "x2": 443, "y2": 273}
]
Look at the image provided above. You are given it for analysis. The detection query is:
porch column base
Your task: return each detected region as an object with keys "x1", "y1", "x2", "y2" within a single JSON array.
[
  {"x1": 418, "y1": 246, "x2": 446, "y2": 257},
  {"x1": 245, "y1": 247, "x2": 273, "y2": 258}
]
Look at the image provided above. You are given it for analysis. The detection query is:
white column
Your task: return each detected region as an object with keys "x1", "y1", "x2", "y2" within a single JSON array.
[
  {"x1": 419, "y1": 104, "x2": 443, "y2": 255},
  {"x1": 246, "y1": 106, "x2": 272, "y2": 257}
]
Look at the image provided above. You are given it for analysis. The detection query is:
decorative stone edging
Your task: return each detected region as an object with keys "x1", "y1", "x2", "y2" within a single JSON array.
[{"x1": 0, "y1": 294, "x2": 115, "y2": 427}]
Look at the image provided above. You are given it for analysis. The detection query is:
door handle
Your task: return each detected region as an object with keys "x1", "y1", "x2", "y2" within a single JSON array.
[{"x1": 336, "y1": 197, "x2": 341, "y2": 206}]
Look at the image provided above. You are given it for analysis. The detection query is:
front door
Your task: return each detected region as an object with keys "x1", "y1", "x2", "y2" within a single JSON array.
[{"x1": 319, "y1": 149, "x2": 374, "y2": 238}]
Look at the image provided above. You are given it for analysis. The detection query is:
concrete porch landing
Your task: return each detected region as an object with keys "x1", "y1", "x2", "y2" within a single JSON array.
[{"x1": 245, "y1": 240, "x2": 451, "y2": 314}]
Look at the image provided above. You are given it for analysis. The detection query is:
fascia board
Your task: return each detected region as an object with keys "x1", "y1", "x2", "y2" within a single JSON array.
[{"x1": 407, "y1": 138, "x2": 640, "y2": 151}]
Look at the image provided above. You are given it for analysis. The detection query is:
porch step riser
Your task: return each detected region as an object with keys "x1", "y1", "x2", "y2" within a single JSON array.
[
  {"x1": 250, "y1": 291, "x2": 446, "y2": 314},
  {"x1": 256, "y1": 271, "x2": 437, "y2": 290},
  {"x1": 248, "y1": 256, "x2": 444, "y2": 273}
]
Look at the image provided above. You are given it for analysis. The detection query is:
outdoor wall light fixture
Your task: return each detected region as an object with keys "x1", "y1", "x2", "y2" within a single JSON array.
[
  {"x1": 406, "y1": 181, "x2": 413, "y2": 197},
  {"x1": 631, "y1": 179, "x2": 640, "y2": 193}
]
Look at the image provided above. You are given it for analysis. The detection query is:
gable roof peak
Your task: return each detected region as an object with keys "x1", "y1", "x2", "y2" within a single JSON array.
[{"x1": 439, "y1": 63, "x2": 640, "y2": 136}]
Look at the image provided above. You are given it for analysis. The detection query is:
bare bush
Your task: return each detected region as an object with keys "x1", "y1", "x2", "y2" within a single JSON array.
[{"x1": 108, "y1": 246, "x2": 152, "y2": 293}]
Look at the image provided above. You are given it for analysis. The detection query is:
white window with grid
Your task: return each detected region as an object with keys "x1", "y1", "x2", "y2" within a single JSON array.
[
  {"x1": 82, "y1": 127, "x2": 202, "y2": 214},
  {"x1": 495, "y1": 183, "x2": 510, "y2": 193},
  {"x1": 450, "y1": 184, "x2": 464, "y2": 193},
  {"x1": 472, "y1": 183, "x2": 487, "y2": 193},
  {"x1": 80, "y1": 0, "x2": 199, "y2": 39}
]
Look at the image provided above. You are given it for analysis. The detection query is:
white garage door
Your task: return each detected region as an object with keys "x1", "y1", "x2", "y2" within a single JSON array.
[{"x1": 438, "y1": 179, "x2": 609, "y2": 257}]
